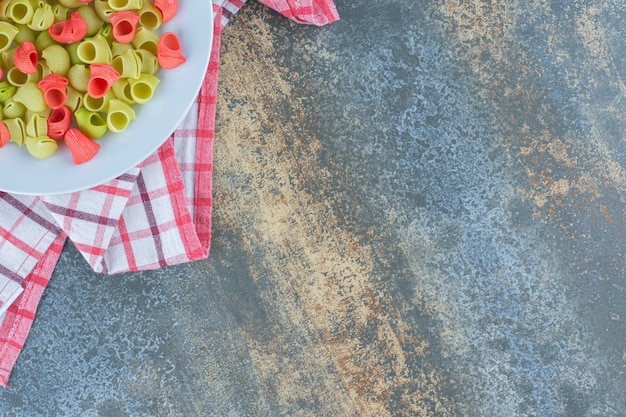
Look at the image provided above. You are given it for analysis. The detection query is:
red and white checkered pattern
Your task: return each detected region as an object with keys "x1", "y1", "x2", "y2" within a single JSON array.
[
  {"x1": 0, "y1": 0, "x2": 338, "y2": 387},
  {"x1": 258, "y1": 0, "x2": 338, "y2": 25}
]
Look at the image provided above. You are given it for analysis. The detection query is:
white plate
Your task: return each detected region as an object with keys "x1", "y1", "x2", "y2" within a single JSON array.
[{"x1": 0, "y1": 0, "x2": 214, "y2": 196}]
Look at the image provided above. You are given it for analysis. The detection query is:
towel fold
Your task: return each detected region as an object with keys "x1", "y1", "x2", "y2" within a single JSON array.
[{"x1": 0, "y1": 0, "x2": 338, "y2": 388}]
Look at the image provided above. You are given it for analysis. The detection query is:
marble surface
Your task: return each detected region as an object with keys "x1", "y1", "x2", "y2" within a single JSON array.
[{"x1": 1, "y1": 1, "x2": 625, "y2": 416}]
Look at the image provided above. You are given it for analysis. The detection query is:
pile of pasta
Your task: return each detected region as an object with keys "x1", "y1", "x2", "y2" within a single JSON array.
[{"x1": 0, "y1": 0, "x2": 185, "y2": 164}]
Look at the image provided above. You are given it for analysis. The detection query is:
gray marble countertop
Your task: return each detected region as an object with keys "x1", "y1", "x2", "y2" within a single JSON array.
[{"x1": 1, "y1": 1, "x2": 625, "y2": 416}]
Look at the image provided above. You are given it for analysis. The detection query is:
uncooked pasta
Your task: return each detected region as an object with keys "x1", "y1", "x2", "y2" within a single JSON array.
[{"x1": 0, "y1": 0, "x2": 185, "y2": 164}]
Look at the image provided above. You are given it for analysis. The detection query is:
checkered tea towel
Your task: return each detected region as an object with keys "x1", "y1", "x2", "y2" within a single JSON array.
[{"x1": 0, "y1": 0, "x2": 338, "y2": 387}]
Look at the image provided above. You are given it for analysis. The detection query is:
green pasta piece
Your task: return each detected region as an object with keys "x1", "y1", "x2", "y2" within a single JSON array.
[
  {"x1": 3, "y1": 99, "x2": 25, "y2": 119},
  {"x1": 14, "y1": 23, "x2": 37, "y2": 44},
  {"x1": 83, "y1": 90, "x2": 112, "y2": 112},
  {"x1": 75, "y1": 107, "x2": 107, "y2": 138},
  {"x1": 7, "y1": 66, "x2": 37, "y2": 86},
  {"x1": 28, "y1": 3, "x2": 55, "y2": 31},
  {"x1": 0, "y1": 0, "x2": 9, "y2": 19},
  {"x1": 97, "y1": 23, "x2": 113, "y2": 43},
  {"x1": 65, "y1": 42, "x2": 83, "y2": 65},
  {"x1": 77, "y1": 33, "x2": 112, "y2": 64},
  {"x1": 68, "y1": 64, "x2": 89, "y2": 92},
  {"x1": 4, "y1": 117, "x2": 25, "y2": 145},
  {"x1": 13, "y1": 82, "x2": 46, "y2": 112},
  {"x1": 109, "y1": 0, "x2": 142, "y2": 12},
  {"x1": 58, "y1": 0, "x2": 85, "y2": 9},
  {"x1": 42, "y1": 44, "x2": 70, "y2": 76},
  {"x1": 25, "y1": 135, "x2": 58, "y2": 158},
  {"x1": 0, "y1": 21, "x2": 19, "y2": 53},
  {"x1": 5, "y1": 0, "x2": 34, "y2": 25},
  {"x1": 111, "y1": 41, "x2": 132, "y2": 57},
  {"x1": 1, "y1": 45, "x2": 17, "y2": 67},
  {"x1": 111, "y1": 48, "x2": 141, "y2": 79},
  {"x1": 35, "y1": 29, "x2": 56, "y2": 51},
  {"x1": 128, "y1": 74, "x2": 159, "y2": 104},
  {"x1": 111, "y1": 78, "x2": 135, "y2": 105},
  {"x1": 139, "y1": 0, "x2": 163, "y2": 30},
  {"x1": 134, "y1": 49, "x2": 159, "y2": 75},
  {"x1": 93, "y1": 0, "x2": 114, "y2": 22},
  {"x1": 24, "y1": 107, "x2": 51, "y2": 120},
  {"x1": 51, "y1": 3, "x2": 69, "y2": 22},
  {"x1": 106, "y1": 98, "x2": 135, "y2": 133},
  {"x1": 132, "y1": 27, "x2": 158, "y2": 55},
  {"x1": 37, "y1": 60, "x2": 53, "y2": 80},
  {"x1": 0, "y1": 81, "x2": 17, "y2": 103},
  {"x1": 25, "y1": 112, "x2": 47, "y2": 137},
  {"x1": 65, "y1": 85, "x2": 84, "y2": 112},
  {"x1": 77, "y1": 5, "x2": 103, "y2": 37},
  {"x1": 0, "y1": 0, "x2": 179, "y2": 161}
]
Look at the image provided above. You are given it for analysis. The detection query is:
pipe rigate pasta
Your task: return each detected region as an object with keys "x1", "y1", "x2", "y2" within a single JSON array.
[
  {"x1": 156, "y1": 31, "x2": 184, "y2": 69},
  {"x1": 0, "y1": 81, "x2": 16, "y2": 102},
  {"x1": 47, "y1": 105, "x2": 71, "y2": 139},
  {"x1": 67, "y1": 63, "x2": 89, "y2": 91},
  {"x1": 134, "y1": 48, "x2": 159, "y2": 74},
  {"x1": 25, "y1": 112, "x2": 47, "y2": 137},
  {"x1": 109, "y1": 0, "x2": 142, "y2": 12},
  {"x1": 13, "y1": 81, "x2": 46, "y2": 112},
  {"x1": 0, "y1": 21, "x2": 19, "y2": 53},
  {"x1": 28, "y1": 3, "x2": 54, "y2": 31},
  {"x1": 14, "y1": 23, "x2": 37, "y2": 44},
  {"x1": 111, "y1": 78, "x2": 134, "y2": 104},
  {"x1": 41, "y1": 44, "x2": 70, "y2": 75},
  {"x1": 75, "y1": 107, "x2": 107, "y2": 138},
  {"x1": 7, "y1": 65, "x2": 37, "y2": 85},
  {"x1": 25, "y1": 133, "x2": 57, "y2": 158},
  {"x1": 3, "y1": 117, "x2": 25, "y2": 145},
  {"x1": 128, "y1": 73, "x2": 158, "y2": 104},
  {"x1": 154, "y1": 0, "x2": 177, "y2": 23},
  {"x1": 64, "y1": 127, "x2": 99, "y2": 164},
  {"x1": 110, "y1": 11, "x2": 139, "y2": 44},
  {"x1": 77, "y1": 33, "x2": 112, "y2": 63},
  {"x1": 76, "y1": 5, "x2": 104, "y2": 37},
  {"x1": 4, "y1": 0, "x2": 34, "y2": 25},
  {"x1": 87, "y1": 63, "x2": 119, "y2": 98},
  {"x1": 51, "y1": 4, "x2": 69, "y2": 22},
  {"x1": 93, "y1": 0, "x2": 114, "y2": 22},
  {"x1": 131, "y1": 26, "x2": 158, "y2": 54},
  {"x1": 48, "y1": 11, "x2": 87, "y2": 44},
  {"x1": 106, "y1": 98, "x2": 134, "y2": 132},
  {"x1": 83, "y1": 89, "x2": 111, "y2": 112},
  {"x1": 111, "y1": 47, "x2": 140, "y2": 78},
  {"x1": 3, "y1": 98, "x2": 25, "y2": 119},
  {"x1": 139, "y1": 1, "x2": 162, "y2": 30},
  {"x1": 0, "y1": 0, "x2": 187, "y2": 163}
]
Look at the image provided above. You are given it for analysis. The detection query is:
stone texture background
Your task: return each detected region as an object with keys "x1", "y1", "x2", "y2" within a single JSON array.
[{"x1": 1, "y1": 1, "x2": 625, "y2": 416}]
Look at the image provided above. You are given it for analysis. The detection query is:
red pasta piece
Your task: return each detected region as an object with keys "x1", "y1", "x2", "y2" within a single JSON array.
[
  {"x1": 14, "y1": 41, "x2": 38, "y2": 74},
  {"x1": 49, "y1": 12, "x2": 88, "y2": 44},
  {"x1": 0, "y1": 121, "x2": 9, "y2": 148},
  {"x1": 157, "y1": 32, "x2": 185, "y2": 69},
  {"x1": 64, "y1": 127, "x2": 100, "y2": 164},
  {"x1": 110, "y1": 11, "x2": 140, "y2": 44},
  {"x1": 88, "y1": 64, "x2": 120, "y2": 98},
  {"x1": 154, "y1": 0, "x2": 177, "y2": 23},
  {"x1": 38, "y1": 74, "x2": 69, "y2": 109},
  {"x1": 47, "y1": 106, "x2": 72, "y2": 140}
]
